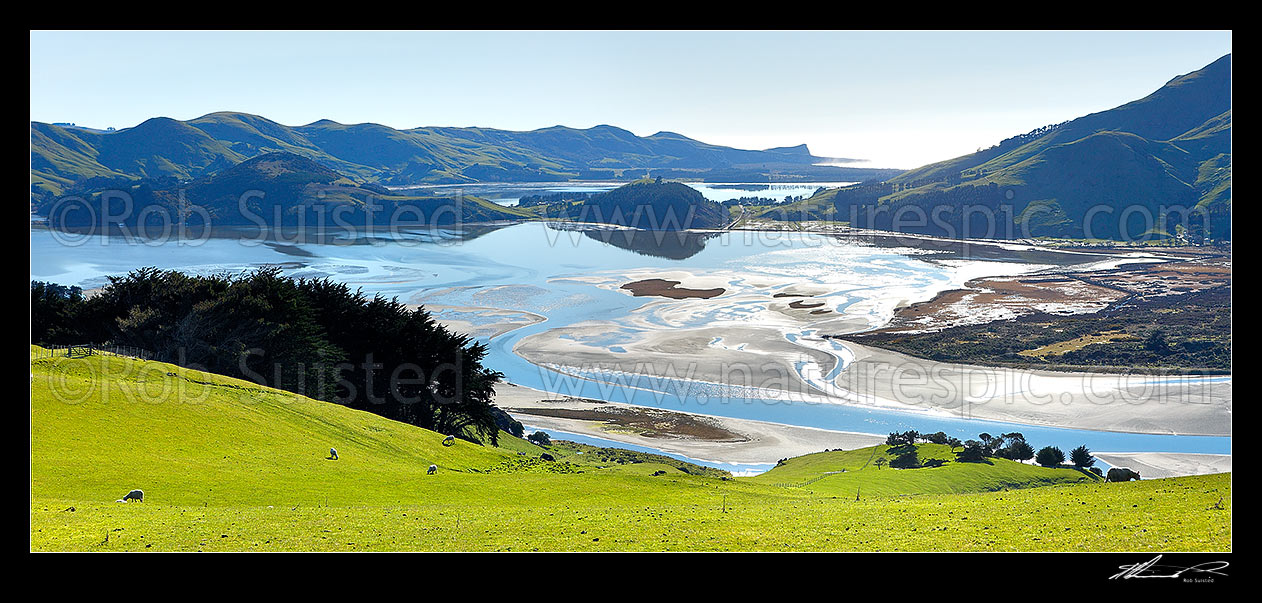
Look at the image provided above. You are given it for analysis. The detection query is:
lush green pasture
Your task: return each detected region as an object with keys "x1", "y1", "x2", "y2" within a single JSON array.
[
  {"x1": 30, "y1": 347, "x2": 1231, "y2": 551},
  {"x1": 750, "y1": 444, "x2": 1099, "y2": 497}
]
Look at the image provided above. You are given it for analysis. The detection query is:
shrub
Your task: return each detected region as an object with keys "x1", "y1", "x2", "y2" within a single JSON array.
[
  {"x1": 1035, "y1": 446, "x2": 1066, "y2": 467},
  {"x1": 885, "y1": 430, "x2": 922, "y2": 446},
  {"x1": 957, "y1": 441, "x2": 987, "y2": 462},
  {"x1": 1001, "y1": 440, "x2": 1036, "y2": 461},
  {"x1": 527, "y1": 431, "x2": 552, "y2": 447},
  {"x1": 889, "y1": 448, "x2": 921, "y2": 469},
  {"x1": 1070, "y1": 445, "x2": 1095, "y2": 468}
]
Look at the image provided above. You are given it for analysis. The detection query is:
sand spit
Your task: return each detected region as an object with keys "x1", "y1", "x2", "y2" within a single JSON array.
[
  {"x1": 514, "y1": 323, "x2": 1231, "y2": 437},
  {"x1": 495, "y1": 383, "x2": 886, "y2": 464},
  {"x1": 1094, "y1": 452, "x2": 1232, "y2": 479},
  {"x1": 414, "y1": 304, "x2": 546, "y2": 340}
]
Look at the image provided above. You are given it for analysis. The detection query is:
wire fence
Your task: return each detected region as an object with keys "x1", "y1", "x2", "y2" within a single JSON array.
[
  {"x1": 768, "y1": 470, "x2": 849, "y2": 489},
  {"x1": 33, "y1": 343, "x2": 154, "y2": 361}
]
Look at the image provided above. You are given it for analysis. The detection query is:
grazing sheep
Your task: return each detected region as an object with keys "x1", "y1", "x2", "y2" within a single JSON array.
[
  {"x1": 122, "y1": 489, "x2": 144, "y2": 502},
  {"x1": 1106, "y1": 467, "x2": 1141, "y2": 482},
  {"x1": 540, "y1": 453, "x2": 555, "y2": 462},
  {"x1": 329, "y1": 448, "x2": 338, "y2": 460},
  {"x1": 427, "y1": 464, "x2": 437, "y2": 475},
  {"x1": 442, "y1": 435, "x2": 455, "y2": 446}
]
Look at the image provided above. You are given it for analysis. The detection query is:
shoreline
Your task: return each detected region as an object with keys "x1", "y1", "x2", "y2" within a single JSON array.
[
  {"x1": 496, "y1": 383, "x2": 1229, "y2": 478},
  {"x1": 412, "y1": 304, "x2": 547, "y2": 340},
  {"x1": 1093, "y1": 452, "x2": 1232, "y2": 479},
  {"x1": 495, "y1": 383, "x2": 886, "y2": 464},
  {"x1": 512, "y1": 313, "x2": 1231, "y2": 438}
]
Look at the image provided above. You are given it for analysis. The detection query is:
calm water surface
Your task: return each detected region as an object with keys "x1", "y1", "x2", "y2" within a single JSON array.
[{"x1": 30, "y1": 220, "x2": 1231, "y2": 468}]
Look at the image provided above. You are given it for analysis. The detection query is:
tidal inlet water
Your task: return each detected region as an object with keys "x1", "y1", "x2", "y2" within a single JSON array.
[{"x1": 31, "y1": 200, "x2": 1231, "y2": 473}]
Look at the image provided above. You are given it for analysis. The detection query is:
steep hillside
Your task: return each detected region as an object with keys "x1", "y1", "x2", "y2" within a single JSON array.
[
  {"x1": 771, "y1": 54, "x2": 1232, "y2": 240},
  {"x1": 893, "y1": 54, "x2": 1231, "y2": 187},
  {"x1": 30, "y1": 347, "x2": 515, "y2": 507}
]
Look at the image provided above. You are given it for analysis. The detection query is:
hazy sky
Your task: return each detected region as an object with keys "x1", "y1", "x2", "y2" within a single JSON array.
[{"x1": 30, "y1": 30, "x2": 1231, "y2": 169}]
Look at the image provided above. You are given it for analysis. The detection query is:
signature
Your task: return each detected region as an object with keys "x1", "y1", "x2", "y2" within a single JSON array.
[{"x1": 1110, "y1": 555, "x2": 1229, "y2": 580}]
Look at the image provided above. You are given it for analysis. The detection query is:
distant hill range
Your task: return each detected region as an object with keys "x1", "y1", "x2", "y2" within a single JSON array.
[
  {"x1": 31, "y1": 113, "x2": 899, "y2": 198},
  {"x1": 762, "y1": 54, "x2": 1232, "y2": 241},
  {"x1": 36, "y1": 152, "x2": 534, "y2": 229}
]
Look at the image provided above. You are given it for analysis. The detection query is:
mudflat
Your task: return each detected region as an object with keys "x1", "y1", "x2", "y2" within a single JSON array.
[{"x1": 620, "y1": 278, "x2": 725, "y2": 299}]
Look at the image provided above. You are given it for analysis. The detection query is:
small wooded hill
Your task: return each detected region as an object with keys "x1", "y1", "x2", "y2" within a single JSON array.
[
  {"x1": 35, "y1": 152, "x2": 533, "y2": 228},
  {"x1": 546, "y1": 179, "x2": 729, "y2": 230},
  {"x1": 749, "y1": 444, "x2": 1099, "y2": 498},
  {"x1": 31, "y1": 113, "x2": 899, "y2": 198},
  {"x1": 764, "y1": 54, "x2": 1231, "y2": 240},
  {"x1": 29, "y1": 347, "x2": 1229, "y2": 551}
]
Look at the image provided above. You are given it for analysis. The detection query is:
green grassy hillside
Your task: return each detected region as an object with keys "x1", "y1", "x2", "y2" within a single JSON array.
[
  {"x1": 30, "y1": 347, "x2": 1230, "y2": 551},
  {"x1": 768, "y1": 54, "x2": 1231, "y2": 240},
  {"x1": 30, "y1": 346, "x2": 512, "y2": 506},
  {"x1": 750, "y1": 444, "x2": 1097, "y2": 497},
  {"x1": 35, "y1": 152, "x2": 534, "y2": 228}
]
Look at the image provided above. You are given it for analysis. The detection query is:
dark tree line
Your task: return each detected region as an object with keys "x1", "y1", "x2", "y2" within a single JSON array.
[
  {"x1": 719, "y1": 196, "x2": 782, "y2": 208},
  {"x1": 31, "y1": 281, "x2": 86, "y2": 344},
  {"x1": 31, "y1": 268, "x2": 508, "y2": 444},
  {"x1": 885, "y1": 429, "x2": 1095, "y2": 470},
  {"x1": 517, "y1": 192, "x2": 595, "y2": 207}
]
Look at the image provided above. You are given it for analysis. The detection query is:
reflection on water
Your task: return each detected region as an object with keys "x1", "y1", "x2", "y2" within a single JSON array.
[
  {"x1": 581, "y1": 228, "x2": 719, "y2": 260},
  {"x1": 29, "y1": 221, "x2": 1227, "y2": 458},
  {"x1": 32, "y1": 221, "x2": 517, "y2": 248},
  {"x1": 394, "y1": 181, "x2": 861, "y2": 206}
]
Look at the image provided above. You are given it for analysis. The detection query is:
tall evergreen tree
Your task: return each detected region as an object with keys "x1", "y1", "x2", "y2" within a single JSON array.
[{"x1": 1070, "y1": 445, "x2": 1095, "y2": 468}]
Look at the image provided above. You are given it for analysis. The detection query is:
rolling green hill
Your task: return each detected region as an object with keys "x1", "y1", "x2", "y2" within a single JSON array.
[
  {"x1": 32, "y1": 114, "x2": 898, "y2": 198},
  {"x1": 30, "y1": 346, "x2": 1230, "y2": 551},
  {"x1": 36, "y1": 152, "x2": 534, "y2": 228},
  {"x1": 749, "y1": 444, "x2": 1097, "y2": 498},
  {"x1": 767, "y1": 54, "x2": 1232, "y2": 240}
]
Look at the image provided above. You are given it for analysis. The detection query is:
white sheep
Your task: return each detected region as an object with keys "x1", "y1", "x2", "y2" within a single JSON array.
[
  {"x1": 121, "y1": 489, "x2": 144, "y2": 502},
  {"x1": 442, "y1": 435, "x2": 455, "y2": 446},
  {"x1": 329, "y1": 448, "x2": 338, "y2": 460},
  {"x1": 428, "y1": 464, "x2": 437, "y2": 475}
]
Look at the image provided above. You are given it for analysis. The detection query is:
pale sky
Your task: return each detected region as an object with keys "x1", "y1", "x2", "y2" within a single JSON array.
[{"x1": 30, "y1": 30, "x2": 1231, "y2": 169}]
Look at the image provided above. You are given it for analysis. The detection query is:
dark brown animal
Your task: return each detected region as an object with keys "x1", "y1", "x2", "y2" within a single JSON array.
[{"x1": 1106, "y1": 467, "x2": 1141, "y2": 482}]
